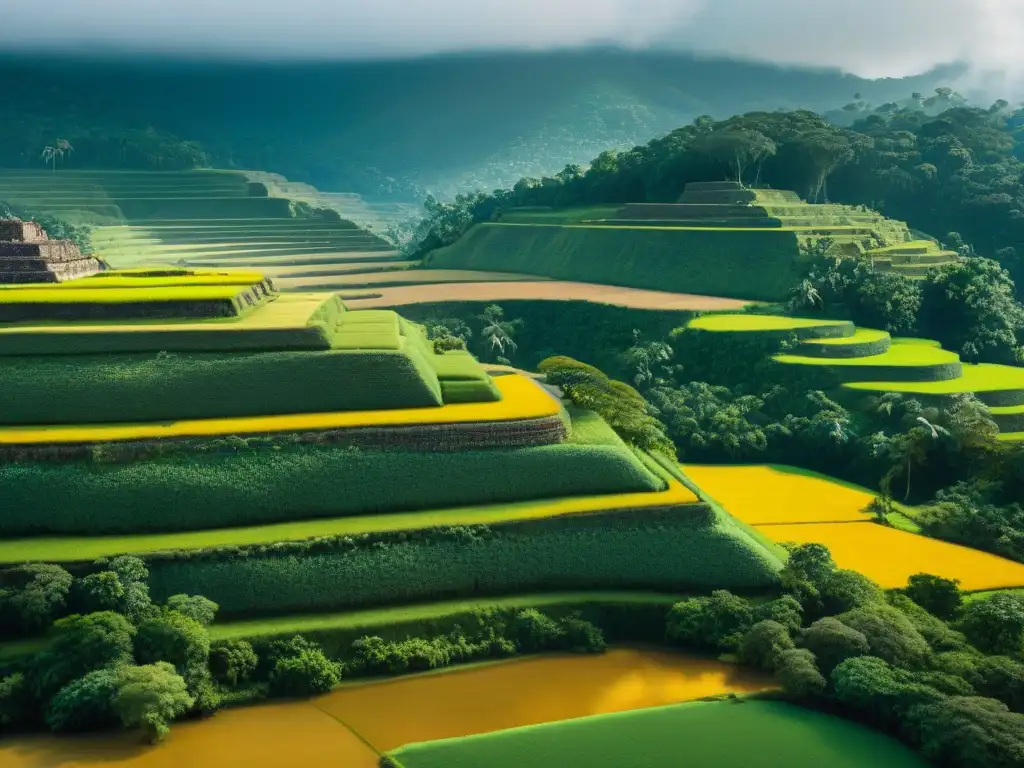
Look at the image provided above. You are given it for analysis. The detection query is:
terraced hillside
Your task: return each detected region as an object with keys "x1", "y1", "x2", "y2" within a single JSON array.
[
  {"x1": 0, "y1": 270, "x2": 782, "y2": 624},
  {"x1": 683, "y1": 313, "x2": 1024, "y2": 439},
  {"x1": 0, "y1": 169, "x2": 409, "y2": 289},
  {"x1": 428, "y1": 182, "x2": 957, "y2": 301}
]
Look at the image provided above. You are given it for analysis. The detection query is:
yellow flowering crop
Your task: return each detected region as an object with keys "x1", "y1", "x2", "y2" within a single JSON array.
[
  {"x1": 760, "y1": 522, "x2": 1024, "y2": 591},
  {"x1": 682, "y1": 464, "x2": 876, "y2": 525}
]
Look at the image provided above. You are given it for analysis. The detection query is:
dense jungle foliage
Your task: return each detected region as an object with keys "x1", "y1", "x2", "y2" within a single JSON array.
[{"x1": 408, "y1": 94, "x2": 1024, "y2": 294}]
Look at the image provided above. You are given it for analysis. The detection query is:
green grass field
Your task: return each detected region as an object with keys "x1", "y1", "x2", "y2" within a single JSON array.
[
  {"x1": 843, "y1": 362, "x2": 1024, "y2": 406},
  {"x1": 775, "y1": 339, "x2": 963, "y2": 382},
  {"x1": 688, "y1": 313, "x2": 852, "y2": 337},
  {"x1": 427, "y1": 223, "x2": 805, "y2": 302},
  {"x1": 387, "y1": 700, "x2": 928, "y2": 768}
]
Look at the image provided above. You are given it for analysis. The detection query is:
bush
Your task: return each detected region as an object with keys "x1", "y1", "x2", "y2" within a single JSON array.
[
  {"x1": 111, "y1": 662, "x2": 194, "y2": 743},
  {"x1": 666, "y1": 591, "x2": 755, "y2": 651},
  {"x1": 268, "y1": 647, "x2": 341, "y2": 697},
  {"x1": 837, "y1": 605, "x2": 932, "y2": 669},
  {"x1": 134, "y1": 611, "x2": 210, "y2": 680},
  {"x1": 958, "y1": 593, "x2": 1024, "y2": 655},
  {"x1": 800, "y1": 618, "x2": 870, "y2": 675},
  {"x1": 820, "y1": 570, "x2": 885, "y2": 615},
  {"x1": 513, "y1": 609, "x2": 565, "y2": 653},
  {"x1": 776, "y1": 649, "x2": 826, "y2": 697},
  {"x1": 0, "y1": 564, "x2": 73, "y2": 636},
  {"x1": 46, "y1": 667, "x2": 122, "y2": 732},
  {"x1": 30, "y1": 612, "x2": 136, "y2": 700},
  {"x1": 966, "y1": 656, "x2": 1024, "y2": 713},
  {"x1": 738, "y1": 620, "x2": 795, "y2": 670},
  {"x1": 75, "y1": 572, "x2": 125, "y2": 615},
  {"x1": 903, "y1": 574, "x2": 963, "y2": 621},
  {"x1": 559, "y1": 616, "x2": 606, "y2": 653},
  {"x1": 166, "y1": 594, "x2": 219, "y2": 626},
  {"x1": 905, "y1": 695, "x2": 1024, "y2": 768},
  {"x1": 209, "y1": 640, "x2": 259, "y2": 687},
  {"x1": 753, "y1": 596, "x2": 803, "y2": 634}
]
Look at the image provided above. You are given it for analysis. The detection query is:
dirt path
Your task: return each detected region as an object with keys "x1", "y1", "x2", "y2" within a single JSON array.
[{"x1": 342, "y1": 281, "x2": 755, "y2": 310}]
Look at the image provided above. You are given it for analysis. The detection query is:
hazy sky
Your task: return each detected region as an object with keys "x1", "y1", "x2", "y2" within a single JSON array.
[{"x1": 2, "y1": 0, "x2": 1022, "y2": 83}]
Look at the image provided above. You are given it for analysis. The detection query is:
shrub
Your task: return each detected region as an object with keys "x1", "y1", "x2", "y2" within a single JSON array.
[
  {"x1": 738, "y1": 620, "x2": 795, "y2": 670},
  {"x1": 559, "y1": 616, "x2": 606, "y2": 653},
  {"x1": 776, "y1": 649, "x2": 826, "y2": 697},
  {"x1": 966, "y1": 656, "x2": 1024, "y2": 713},
  {"x1": 209, "y1": 640, "x2": 259, "y2": 687},
  {"x1": 820, "y1": 569, "x2": 885, "y2": 615},
  {"x1": 268, "y1": 647, "x2": 341, "y2": 697},
  {"x1": 837, "y1": 605, "x2": 932, "y2": 669},
  {"x1": 800, "y1": 617, "x2": 870, "y2": 675},
  {"x1": 903, "y1": 574, "x2": 963, "y2": 621},
  {"x1": 75, "y1": 572, "x2": 125, "y2": 615},
  {"x1": 753, "y1": 595, "x2": 803, "y2": 634},
  {"x1": 111, "y1": 662, "x2": 194, "y2": 743},
  {"x1": 958, "y1": 593, "x2": 1024, "y2": 655},
  {"x1": 666, "y1": 591, "x2": 755, "y2": 651},
  {"x1": 166, "y1": 594, "x2": 219, "y2": 626},
  {"x1": 30, "y1": 611, "x2": 135, "y2": 700},
  {"x1": 46, "y1": 667, "x2": 122, "y2": 733},
  {"x1": 904, "y1": 695, "x2": 1024, "y2": 768},
  {"x1": 0, "y1": 564, "x2": 73, "y2": 636},
  {"x1": 513, "y1": 609, "x2": 565, "y2": 653}
]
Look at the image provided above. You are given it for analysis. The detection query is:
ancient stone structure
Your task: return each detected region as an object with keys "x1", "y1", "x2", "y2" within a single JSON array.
[{"x1": 0, "y1": 219, "x2": 103, "y2": 283}]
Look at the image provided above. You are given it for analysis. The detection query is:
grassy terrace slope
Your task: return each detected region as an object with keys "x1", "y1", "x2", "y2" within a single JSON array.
[
  {"x1": 0, "y1": 169, "x2": 406, "y2": 289},
  {"x1": 388, "y1": 700, "x2": 928, "y2": 768},
  {"x1": 426, "y1": 222, "x2": 805, "y2": 302},
  {"x1": 0, "y1": 401, "x2": 666, "y2": 535}
]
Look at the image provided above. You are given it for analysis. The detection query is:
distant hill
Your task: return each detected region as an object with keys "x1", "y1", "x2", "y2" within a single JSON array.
[{"x1": 0, "y1": 49, "x2": 961, "y2": 201}]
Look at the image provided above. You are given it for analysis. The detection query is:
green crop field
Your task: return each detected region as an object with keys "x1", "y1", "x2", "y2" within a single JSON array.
[
  {"x1": 800, "y1": 328, "x2": 892, "y2": 358},
  {"x1": 427, "y1": 222, "x2": 805, "y2": 302},
  {"x1": 843, "y1": 362, "x2": 1024, "y2": 406},
  {"x1": 0, "y1": 411, "x2": 665, "y2": 536},
  {"x1": 775, "y1": 339, "x2": 963, "y2": 382},
  {"x1": 387, "y1": 700, "x2": 928, "y2": 768},
  {"x1": 687, "y1": 313, "x2": 852, "y2": 337},
  {"x1": 142, "y1": 507, "x2": 780, "y2": 616}
]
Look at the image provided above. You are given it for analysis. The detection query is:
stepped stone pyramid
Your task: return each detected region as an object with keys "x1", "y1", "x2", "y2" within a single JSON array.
[
  {"x1": 0, "y1": 219, "x2": 103, "y2": 283},
  {"x1": 614, "y1": 181, "x2": 959, "y2": 274}
]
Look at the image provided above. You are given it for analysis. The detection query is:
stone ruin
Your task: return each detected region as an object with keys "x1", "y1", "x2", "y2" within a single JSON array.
[{"x1": 0, "y1": 219, "x2": 103, "y2": 283}]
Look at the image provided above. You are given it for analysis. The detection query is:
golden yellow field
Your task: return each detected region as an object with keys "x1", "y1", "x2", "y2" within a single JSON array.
[
  {"x1": 682, "y1": 464, "x2": 876, "y2": 524},
  {"x1": 0, "y1": 374, "x2": 560, "y2": 445},
  {"x1": 761, "y1": 522, "x2": 1024, "y2": 590}
]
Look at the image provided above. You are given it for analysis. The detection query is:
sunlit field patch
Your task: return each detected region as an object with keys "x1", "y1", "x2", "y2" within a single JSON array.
[
  {"x1": 682, "y1": 464, "x2": 878, "y2": 525},
  {"x1": 759, "y1": 522, "x2": 1024, "y2": 590}
]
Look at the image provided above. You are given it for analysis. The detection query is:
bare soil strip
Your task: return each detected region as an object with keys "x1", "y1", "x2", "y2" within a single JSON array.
[{"x1": 344, "y1": 281, "x2": 755, "y2": 310}]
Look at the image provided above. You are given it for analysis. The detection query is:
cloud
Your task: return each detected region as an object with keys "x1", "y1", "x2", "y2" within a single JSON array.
[{"x1": 1, "y1": 0, "x2": 1022, "y2": 88}]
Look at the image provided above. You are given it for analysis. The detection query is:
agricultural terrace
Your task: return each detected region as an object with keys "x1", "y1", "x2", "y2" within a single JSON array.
[
  {"x1": 0, "y1": 169, "x2": 407, "y2": 289},
  {"x1": 687, "y1": 313, "x2": 852, "y2": 337},
  {"x1": 683, "y1": 464, "x2": 1024, "y2": 591},
  {"x1": 387, "y1": 700, "x2": 928, "y2": 768},
  {"x1": 844, "y1": 362, "x2": 1024, "y2": 407},
  {"x1": 341, "y1": 280, "x2": 755, "y2": 311},
  {"x1": 278, "y1": 269, "x2": 552, "y2": 291}
]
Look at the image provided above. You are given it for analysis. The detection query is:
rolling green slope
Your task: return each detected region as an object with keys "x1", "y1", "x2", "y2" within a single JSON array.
[{"x1": 427, "y1": 222, "x2": 804, "y2": 301}]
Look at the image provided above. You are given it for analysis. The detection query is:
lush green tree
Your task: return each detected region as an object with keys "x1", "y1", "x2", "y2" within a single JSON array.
[
  {"x1": 31, "y1": 612, "x2": 135, "y2": 700},
  {"x1": 820, "y1": 569, "x2": 885, "y2": 615},
  {"x1": 775, "y1": 648, "x2": 826, "y2": 697},
  {"x1": 75, "y1": 572, "x2": 125, "y2": 615},
  {"x1": 848, "y1": 272, "x2": 921, "y2": 335},
  {"x1": 0, "y1": 673, "x2": 32, "y2": 731},
  {"x1": 102, "y1": 556, "x2": 153, "y2": 624},
  {"x1": 920, "y1": 258, "x2": 1024, "y2": 364},
  {"x1": 904, "y1": 696, "x2": 1024, "y2": 768},
  {"x1": 738, "y1": 620, "x2": 794, "y2": 670},
  {"x1": 966, "y1": 656, "x2": 1024, "y2": 713},
  {"x1": 134, "y1": 610, "x2": 211, "y2": 681},
  {"x1": 958, "y1": 593, "x2": 1024, "y2": 654},
  {"x1": 559, "y1": 616, "x2": 606, "y2": 653},
  {"x1": 831, "y1": 656, "x2": 941, "y2": 720},
  {"x1": 753, "y1": 595, "x2": 804, "y2": 634},
  {"x1": 268, "y1": 646, "x2": 341, "y2": 697},
  {"x1": 887, "y1": 593, "x2": 970, "y2": 653},
  {"x1": 45, "y1": 667, "x2": 123, "y2": 733},
  {"x1": 903, "y1": 574, "x2": 964, "y2": 621},
  {"x1": 539, "y1": 356, "x2": 674, "y2": 455},
  {"x1": 513, "y1": 609, "x2": 565, "y2": 653},
  {"x1": 479, "y1": 304, "x2": 522, "y2": 361},
  {"x1": 209, "y1": 640, "x2": 258, "y2": 687},
  {"x1": 800, "y1": 617, "x2": 871, "y2": 675},
  {"x1": 165, "y1": 594, "x2": 218, "y2": 626},
  {"x1": 111, "y1": 662, "x2": 193, "y2": 743},
  {"x1": 0, "y1": 564, "x2": 73, "y2": 635},
  {"x1": 837, "y1": 604, "x2": 932, "y2": 669},
  {"x1": 666, "y1": 591, "x2": 754, "y2": 651}
]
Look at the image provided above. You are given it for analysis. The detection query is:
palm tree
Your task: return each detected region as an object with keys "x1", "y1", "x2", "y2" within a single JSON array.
[
  {"x1": 882, "y1": 418, "x2": 949, "y2": 500},
  {"x1": 40, "y1": 139, "x2": 73, "y2": 173},
  {"x1": 480, "y1": 304, "x2": 519, "y2": 359},
  {"x1": 787, "y1": 279, "x2": 822, "y2": 312}
]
